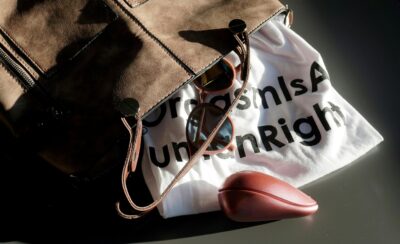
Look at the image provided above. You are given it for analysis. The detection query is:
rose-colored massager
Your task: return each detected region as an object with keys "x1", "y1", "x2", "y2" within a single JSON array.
[{"x1": 218, "y1": 171, "x2": 318, "y2": 222}]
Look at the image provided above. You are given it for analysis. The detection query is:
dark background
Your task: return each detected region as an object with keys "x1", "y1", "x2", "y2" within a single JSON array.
[{"x1": 1, "y1": 0, "x2": 399, "y2": 243}]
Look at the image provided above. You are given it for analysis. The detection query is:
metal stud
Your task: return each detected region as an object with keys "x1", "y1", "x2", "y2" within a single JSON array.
[{"x1": 228, "y1": 19, "x2": 247, "y2": 35}]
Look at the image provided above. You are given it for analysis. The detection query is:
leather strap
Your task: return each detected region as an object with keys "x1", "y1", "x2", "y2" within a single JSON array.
[{"x1": 116, "y1": 24, "x2": 251, "y2": 219}]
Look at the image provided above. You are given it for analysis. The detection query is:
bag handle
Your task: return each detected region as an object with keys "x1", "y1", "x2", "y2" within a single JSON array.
[{"x1": 116, "y1": 19, "x2": 250, "y2": 219}]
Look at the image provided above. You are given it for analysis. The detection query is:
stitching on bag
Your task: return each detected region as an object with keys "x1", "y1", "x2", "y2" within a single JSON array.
[
  {"x1": 110, "y1": 0, "x2": 196, "y2": 116},
  {"x1": 0, "y1": 38, "x2": 38, "y2": 79},
  {"x1": 0, "y1": 27, "x2": 46, "y2": 74},
  {"x1": 112, "y1": 0, "x2": 286, "y2": 117},
  {"x1": 143, "y1": 75, "x2": 192, "y2": 117},
  {"x1": 145, "y1": 7, "x2": 289, "y2": 117},
  {"x1": 131, "y1": 17, "x2": 196, "y2": 73},
  {"x1": 249, "y1": 7, "x2": 286, "y2": 34},
  {"x1": 111, "y1": 0, "x2": 195, "y2": 76},
  {"x1": 145, "y1": 50, "x2": 235, "y2": 117},
  {"x1": 0, "y1": 28, "x2": 41, "y2": 77}
]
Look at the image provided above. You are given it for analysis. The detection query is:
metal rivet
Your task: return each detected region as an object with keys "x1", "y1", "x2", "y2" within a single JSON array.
[
  {"x1": 116, "y1": 98, "x2": 140, "y2": 117},
  {"x1": 229, "y1": 19, "x2": 247, "y2": 34}
]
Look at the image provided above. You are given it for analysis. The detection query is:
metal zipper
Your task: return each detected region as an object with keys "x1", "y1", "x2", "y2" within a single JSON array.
[
  {"x1": 0, "y1": 44, "x2": 36, "y2": 91},
  {"x1": 0, "y1": 44, "x2": 58, "y2": 107},
  {"x1": 0, "y1": 44, "x2": 67, "y2": 127}
]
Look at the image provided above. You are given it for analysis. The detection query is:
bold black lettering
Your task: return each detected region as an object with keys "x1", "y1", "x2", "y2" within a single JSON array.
[
  {"x1": 310, "y1": 61, "x2": 329, "y2": 92},
  {"x1": 258, "y1": 86, "x2": 282, "y2": 109},
  {"x1": 258, "y1": 125, "x2": 285, "y2": 151},
  {"x1": 210, "y1": 93, "x2": 231, "y2": 110},
  {"x1": 172, "y1": 142, "x2": 189, "y2": 162},
  {"x1": 149, "y1": 145, "x2": 170, "y2": 168},
  {"x1": 236, "y1": 134, "x2": 260, "y2": 158},
  {"x1": 290, "y1": 79, "x2": 308, "y2": 96},
  {"x1": 168, "y1": 97, "x2": 181, "y2": 118},
  {"x1": 143, "y1": 103, "x2": 167, "y2": 127},
  {"x1": 278, "y1": 118, "x2": 294, "y2": 143},
  {"x1": 234, "y1": 88, "x2": 250, "y2": 110},
  {"x1": 293, "y1": 116, "x2": 321, "y2": 146},
  {"x1": 278, "y1": 76, "x2": 292, "y2": 101},
  {"x1": 313, "y1": 103, "x2": 342, "y2": 131}
]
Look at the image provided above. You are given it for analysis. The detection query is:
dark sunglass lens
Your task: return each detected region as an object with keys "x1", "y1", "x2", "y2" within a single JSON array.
[
  {"x1": 194, "y1": 59, "x2": 234, "y2": 92},
  {"x1": 186, "y1": 104, "x2": 233, "y2": 152}
]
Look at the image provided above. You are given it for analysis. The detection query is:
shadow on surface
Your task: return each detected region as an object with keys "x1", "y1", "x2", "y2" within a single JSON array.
[
  {"x1": 0, "y1": 8, "x2": 262, "y2": 242},
  {"x1": 0, "y1": 120, "x2": 264, "y2": 243}
]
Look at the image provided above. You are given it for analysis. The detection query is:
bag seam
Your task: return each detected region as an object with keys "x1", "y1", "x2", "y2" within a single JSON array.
[
  {"x1": 249, "y1": 7, "x2": 286, "y2": 35},
  {"x1": 111, "y1": 0, "x2": 286, "y2": 117},
  {"x1": 112, "y1": 0, "x2": 195, "y2": 76},
  {"x1": 112, "y1": 0, "x2": 224, "y2": 117},
  {"x1": 111, "y1": 0, "x2": 197, "y2": 116},
  {"x1": 0, "y1": 27, "x2": 43, "y2": 77},
  {"x1": 131, "y1": 17, "x2": 197, "y2": 73},
  {"x1": 0, "y1": 0, "x2": 118, "y2": 77},
  {"x1": 141, "y1": 6, "x2": 288, "y2": 119}
]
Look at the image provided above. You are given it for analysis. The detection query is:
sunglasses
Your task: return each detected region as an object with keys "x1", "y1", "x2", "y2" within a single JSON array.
[
  {"x1": 116, "y1": 19, "x2": 250, "y2": 219},
  {"x1": 186, "y1": 58, "x2": 237, "y2": 155}
]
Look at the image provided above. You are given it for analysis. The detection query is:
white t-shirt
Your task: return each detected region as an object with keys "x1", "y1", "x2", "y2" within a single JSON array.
[{"x1": 140, "y1": 15, "x2": 383, "y2": 218}]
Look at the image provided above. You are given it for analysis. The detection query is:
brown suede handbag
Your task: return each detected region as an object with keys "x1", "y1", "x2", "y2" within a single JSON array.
[{"x1": 0, "y1": 0, "x2": 290, "y2": 218}]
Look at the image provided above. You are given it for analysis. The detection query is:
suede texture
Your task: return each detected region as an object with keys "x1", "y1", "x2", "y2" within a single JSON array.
[
  {"x1": 130, "y1": 0, "x2": 284, "y2": 73},
  {"x1": 0, "y1": 0, "x2": 116, "y2": 74},
  {"x1": 0, "y1": 0, "x2": 284, "y2": 175},
  {"x1": 119, "y1": 0, "x2": 285, "y2": 117}
]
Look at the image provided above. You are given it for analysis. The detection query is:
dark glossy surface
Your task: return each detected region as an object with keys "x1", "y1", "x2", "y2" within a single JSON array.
[{"x1": 0, "y1": 0, "x2": 399, "y2": 243}]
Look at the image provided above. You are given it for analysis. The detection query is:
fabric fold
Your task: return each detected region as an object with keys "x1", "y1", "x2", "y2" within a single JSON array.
[{"x1": 141, "y1": 15, "x2": 383, "y2": 218}]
